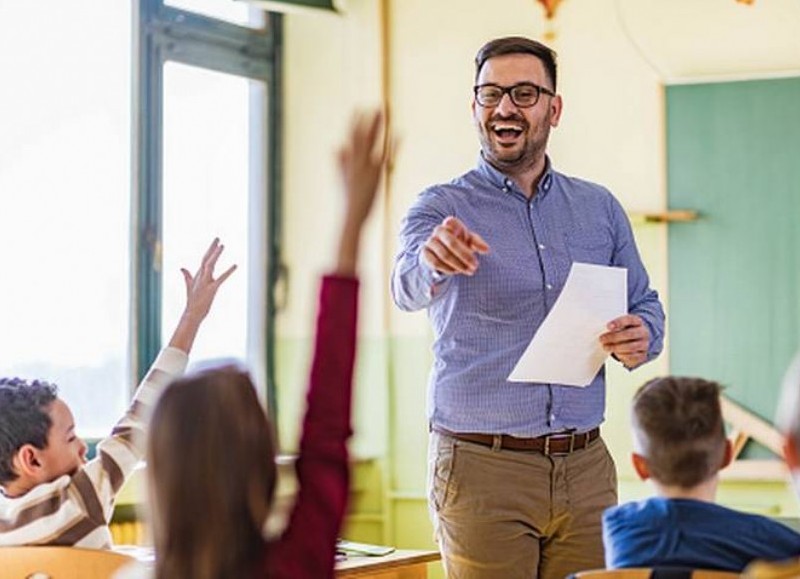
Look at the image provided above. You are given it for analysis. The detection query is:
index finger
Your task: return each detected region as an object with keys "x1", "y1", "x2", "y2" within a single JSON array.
[
  {"x1": 201, "y1": 238, "x2": 221, "y2": 262},
  {"x1": 442, "y1": 217, "x2": 491, "y2": 254},
  {"x1": 200, "y1": 240, "x2": 226, "y2": 278},
  {"x1": 468, "y1": 231, "x2": 490, "y2": 254},
  {"x1": 432, "y1": 225, "x2": 478, "y2": 260}
]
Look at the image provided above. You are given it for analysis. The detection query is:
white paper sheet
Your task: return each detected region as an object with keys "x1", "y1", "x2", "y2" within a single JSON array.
[{"x1": 508, "y1": 262, "x2": 627, "y2": 387}]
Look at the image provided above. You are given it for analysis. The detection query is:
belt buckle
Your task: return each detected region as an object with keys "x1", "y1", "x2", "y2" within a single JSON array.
[{"x1": 545, "y1": 431, "x2": 576, "y2": 456}]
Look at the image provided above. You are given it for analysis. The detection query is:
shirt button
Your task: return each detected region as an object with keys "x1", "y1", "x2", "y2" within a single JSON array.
[
  {"x1": 550, "y1": 414, "x2": 556, "y2": 422},
  {"x1": 538, "y1": 243, "x2": 545, "y2": 250},
  {"x1": 546, "y1": 284, "x2": 553, "y2": 290}
]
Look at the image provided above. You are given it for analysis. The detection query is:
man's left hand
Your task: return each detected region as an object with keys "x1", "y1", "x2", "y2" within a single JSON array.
[{"x1": 599, "y1": 314, "x2": 650, "y2": 369}]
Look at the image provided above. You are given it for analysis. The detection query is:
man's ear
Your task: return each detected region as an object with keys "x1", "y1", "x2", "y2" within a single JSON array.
[
  {"x1": 720, "y1": 439, "x2": 733, "y2": 470},
  {"x1": 549, "y1": 94, "x2": 563, "y2": 128},
  {"x1": 631, "y1": 453, "x2": 650, "y2": 481},
  {"x1": 13, "y1": 444, "x2": 43, "y2": 479},
  {"x1": 783, "y1": 435, "x2": 800, "y2": 471}
]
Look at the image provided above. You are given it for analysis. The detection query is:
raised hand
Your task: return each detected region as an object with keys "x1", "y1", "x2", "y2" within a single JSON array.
[
  {"x1": 338, "y1": 110, "x2": 389, "y2": 228},
  {"x1": 335, "y1": 109, "x2": 389, "y2": 275},
  {"x1": 169, "y1": 238, "x2": 237, "y2": 352},
  {"x1": 422, "y1": 216, "x2": 490, "y2": 276}
]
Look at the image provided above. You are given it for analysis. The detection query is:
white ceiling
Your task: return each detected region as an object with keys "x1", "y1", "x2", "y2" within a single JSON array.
[{"x1": 615, "y1": 0, "x2": 800, "y2": 82}]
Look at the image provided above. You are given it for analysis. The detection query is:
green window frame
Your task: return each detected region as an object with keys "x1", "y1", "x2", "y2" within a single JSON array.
[{"x1": 132, "y1": 0, "x2": 283, "y2": 416}]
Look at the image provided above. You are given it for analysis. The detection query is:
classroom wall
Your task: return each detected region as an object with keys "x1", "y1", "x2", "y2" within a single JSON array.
[{"x1": 276, "y1": 0, "x2": 800, "y2": 560}]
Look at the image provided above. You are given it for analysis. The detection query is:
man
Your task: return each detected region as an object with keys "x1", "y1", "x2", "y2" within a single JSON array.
[{"x1": 391, "y1": 36, "x2": 665, "y2": 578}]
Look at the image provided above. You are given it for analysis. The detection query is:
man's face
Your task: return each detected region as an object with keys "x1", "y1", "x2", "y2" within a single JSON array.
[
  {"x1": 37, "y1": 398, "x2": 88, "y2": 482},
  {"x1": 472, "y1": 53, "x2": 562, "y2": 172}
]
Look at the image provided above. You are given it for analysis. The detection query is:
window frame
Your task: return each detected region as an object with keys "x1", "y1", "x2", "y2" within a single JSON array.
[{"x1": 132, "y1": 0, "x2": 282, "y2": 416}]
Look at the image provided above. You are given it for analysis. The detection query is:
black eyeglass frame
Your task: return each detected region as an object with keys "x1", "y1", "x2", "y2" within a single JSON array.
[{"x1": 473, "y1": 82, "x2": 556, "y2": 108}]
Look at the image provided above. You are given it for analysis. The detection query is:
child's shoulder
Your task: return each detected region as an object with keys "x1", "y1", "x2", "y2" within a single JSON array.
[
  {"x1": 607, "y1": 497, "x2": 797, "y2": 535},
  {"x1": 603, "y1": 496, "x2": 671, "y2": 526},
  {"x1": 1, "y1": 474, "x2": 72, "y2": 505},
  {"x1": 603, "y1": 496, "x2": 739, "y2": 525}
]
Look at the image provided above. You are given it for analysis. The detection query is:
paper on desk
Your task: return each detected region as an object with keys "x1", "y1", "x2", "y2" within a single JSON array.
[{"x1": 508, "y1": 262, "x2": 627, "y2": 387}]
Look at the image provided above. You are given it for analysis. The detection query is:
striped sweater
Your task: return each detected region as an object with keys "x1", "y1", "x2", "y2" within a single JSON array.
[{"x1": 0, "y1": 348, "x2": 187, "y2": 548}]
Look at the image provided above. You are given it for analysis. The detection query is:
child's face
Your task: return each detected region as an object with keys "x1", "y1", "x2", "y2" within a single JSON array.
[{"x1": 38, "y1": 399, "x2": 88, "y2": 482}]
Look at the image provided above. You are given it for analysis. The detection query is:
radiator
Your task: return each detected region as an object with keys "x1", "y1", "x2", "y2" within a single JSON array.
[{"x1": 110, "y1": 520, "x2": 147, "y2": 546}]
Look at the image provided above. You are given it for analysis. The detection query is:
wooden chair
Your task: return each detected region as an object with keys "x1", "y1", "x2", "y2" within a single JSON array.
[
  {"x1": 570, "y1": 569, "x2": 742, "y2": 579},
  {"x1": 0, "y1": 546, "x2": 134, "y2": 579}
]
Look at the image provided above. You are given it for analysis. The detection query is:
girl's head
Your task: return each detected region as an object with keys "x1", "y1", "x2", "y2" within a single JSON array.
[{"x1": 147, "y1": 366, "x2": 276, "y2": 579}]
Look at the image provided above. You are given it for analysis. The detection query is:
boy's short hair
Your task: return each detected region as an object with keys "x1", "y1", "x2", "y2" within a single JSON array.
[
  {"x1": 631, "y1": 376, "x2": 727, "y2": 488},
  {"x1": 0, "y1": 377, "x2": 58, "y2": 484}
]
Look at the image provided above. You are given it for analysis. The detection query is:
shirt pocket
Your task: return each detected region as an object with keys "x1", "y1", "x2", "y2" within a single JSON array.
[{"x1": 564, "y1": 231, "x2": 614, "y2": 266}]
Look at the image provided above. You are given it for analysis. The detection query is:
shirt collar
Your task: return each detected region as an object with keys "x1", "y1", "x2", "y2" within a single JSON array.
[{"x1": 476, "y1": 153, "x2": 555, "y2": 198}]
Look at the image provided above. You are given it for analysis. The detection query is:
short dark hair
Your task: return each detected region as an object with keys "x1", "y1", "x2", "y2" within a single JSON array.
[
  {"x1": 631, "y1": 377, "x2": 727, "y2": 488},
  {"x1": 474, "y1": 36, "x2": 558, "y2": 91},
  {"x1": 0, "y1": 377, "x2": 58, "y2": 484}
]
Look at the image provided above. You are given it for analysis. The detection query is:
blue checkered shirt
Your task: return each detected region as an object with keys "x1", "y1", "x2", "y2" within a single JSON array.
[{"x1": 391, "y1": 155, "x2": 665, "y2": 437}]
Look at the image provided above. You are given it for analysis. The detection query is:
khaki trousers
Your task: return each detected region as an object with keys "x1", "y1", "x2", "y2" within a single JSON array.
[{"x1": 428, "y1": 430, "x2": 617, "y2": 579}]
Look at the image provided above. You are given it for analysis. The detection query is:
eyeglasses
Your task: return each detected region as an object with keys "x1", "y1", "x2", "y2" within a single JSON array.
[{"x1": 473, "y1": 82, "x2": 555, "y2": 108}]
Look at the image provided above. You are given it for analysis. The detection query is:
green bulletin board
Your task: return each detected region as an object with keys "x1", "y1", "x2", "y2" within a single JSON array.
[{"x1": 667, "y1": 77, "x2": 800, "y2": 455}]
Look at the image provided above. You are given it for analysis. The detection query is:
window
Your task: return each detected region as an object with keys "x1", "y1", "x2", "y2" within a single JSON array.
[
  {"x1": 0, "y1": 2, "x2": 281, "y2": 438},
  {"x1": 0, "y1": 3, "x2": 132, "y2": 437},
  {"x1": 160, "y1": 62, "x2": 252, "y2": 364},
  {"x1": 166, "y1": 0, "x2": 251, "y2": 25},
  {"x1": 134, "y1": 1, "x2": 282, "y2": 411}
]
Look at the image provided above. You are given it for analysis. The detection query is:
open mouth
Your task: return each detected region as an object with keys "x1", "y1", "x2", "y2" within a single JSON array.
[{"x1": 491, "y1": 123, "x2": 524, "y2": 143}]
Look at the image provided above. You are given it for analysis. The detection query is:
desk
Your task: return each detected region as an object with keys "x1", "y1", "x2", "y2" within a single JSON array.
[
  {"x1": 114, "y1": 545, "x2": 440, "y2": 579},
  {"x1": 335, "y1": 549, "x2": 440, "y2": 578}
]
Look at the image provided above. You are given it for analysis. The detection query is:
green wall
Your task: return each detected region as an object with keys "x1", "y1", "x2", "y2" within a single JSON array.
[{"x1": 667, "y1": 77, "x2": 800, "y2": 456}]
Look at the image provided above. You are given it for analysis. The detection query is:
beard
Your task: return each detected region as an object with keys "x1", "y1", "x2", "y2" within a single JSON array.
[{"x1": 478, "y1": 111, "x2": 551, "y2": 173}]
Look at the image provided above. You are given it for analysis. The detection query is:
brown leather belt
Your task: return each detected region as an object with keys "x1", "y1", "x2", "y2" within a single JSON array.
[{"x1": 432, "y1": 426, "x2": 600, "y2": 455}]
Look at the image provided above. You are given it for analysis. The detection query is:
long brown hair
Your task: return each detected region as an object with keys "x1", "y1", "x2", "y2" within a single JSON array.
[{"x1": 147, "y1": 366, "x2": 277, "y2": 579}]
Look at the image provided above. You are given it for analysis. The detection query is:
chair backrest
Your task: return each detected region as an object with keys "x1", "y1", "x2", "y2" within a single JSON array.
[
  {"x1": 0, "y1": 546, "x2": 134, "y2": 579},
  {"x1": 570, "y1": 570, "x2": 652, "y2": 579},
  {"x1": 571, "y1": 569, "x2": 741, "y2": 579}
]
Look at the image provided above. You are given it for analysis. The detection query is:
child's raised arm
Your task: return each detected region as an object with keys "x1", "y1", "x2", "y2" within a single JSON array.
[
  {"x1": 334, "y1": 110, "x2": 388, "y2": 276},
  {"x1": 167, "y1": 237, "x2": 237, "y2": 353}
]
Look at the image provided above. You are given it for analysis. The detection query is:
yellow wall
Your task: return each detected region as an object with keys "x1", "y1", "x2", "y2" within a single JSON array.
[{"x1": 276, "y1": 0, "x2": 800, "y2": 563}]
